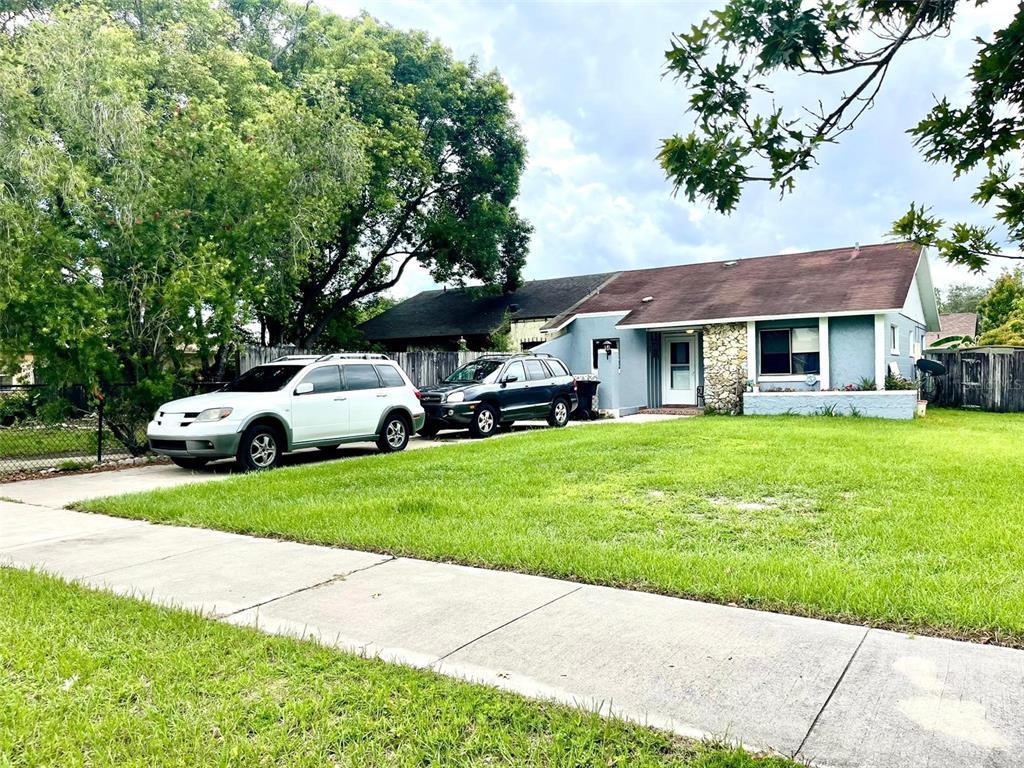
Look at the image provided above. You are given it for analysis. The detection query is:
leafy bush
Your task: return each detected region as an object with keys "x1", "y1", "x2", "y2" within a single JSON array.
[
  {"x1": 0, "y1": 391, "x2": 34, "y2": 426},
  {"x1": 885, "y1": 373, "x2": 917, "y2": 391}
]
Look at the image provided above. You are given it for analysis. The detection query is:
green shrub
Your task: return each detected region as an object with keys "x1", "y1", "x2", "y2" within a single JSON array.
[
  {"x1": 884, "y1": 372, "x2": 917, "y2": 390},
  {"x1": 0, "y1": 391, "x2": 34, "y2": 426}
]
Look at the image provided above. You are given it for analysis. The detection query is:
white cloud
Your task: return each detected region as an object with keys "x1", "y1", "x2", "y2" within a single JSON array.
[{"x1": 318, "y1": 0, "x2": 1018, "y2": 299}]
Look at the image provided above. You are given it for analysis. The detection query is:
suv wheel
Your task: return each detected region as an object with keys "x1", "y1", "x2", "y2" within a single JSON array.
[
  {"x1": 547, "y1": 398, "x2": 570, "y2": 428},
  {"x1": 171, "y1": 457, "x2": 209, "y2": 470},
  {"x1": 236, "y1": 424, "x2": 282, "y2": 471},
  {"x1": 377, "y1": 413, "x2": 410, "y2": 453},
  {"x1": 469, "y1": 403, "x2": 498, "y2": 439}
]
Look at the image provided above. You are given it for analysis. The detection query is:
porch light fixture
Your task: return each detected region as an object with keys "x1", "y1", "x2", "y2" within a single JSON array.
[{"x1": 603, "y1": 340, "x2": 613, "y2": 359}]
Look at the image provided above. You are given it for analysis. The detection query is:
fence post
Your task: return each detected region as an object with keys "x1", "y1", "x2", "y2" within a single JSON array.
[{"x1": 97, "y1": 396, "x2": 104, "y2": 464}]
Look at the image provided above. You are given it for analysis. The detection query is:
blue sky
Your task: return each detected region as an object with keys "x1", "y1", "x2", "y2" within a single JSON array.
[{"x1": 321, "y1": 0, "x2": 1018, "y2": 296}]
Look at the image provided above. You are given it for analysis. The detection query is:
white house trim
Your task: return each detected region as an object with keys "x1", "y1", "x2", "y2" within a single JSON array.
[
  {"x1": 906, "y1": 247, "x2": 940, "y2": 330},
  {"x1": 746, "y1": 321, "x2": 757, "y2": 384},
  {"x1": 818, "y1": 316, "x2": 830, "y2": 390},
  {"x1": 874, "y1": 313, "x2": 886, "y2": 390},
  {"x1": 615, "y1": 307, "x2": 902, "y2": 330},
  {"x1": 540, "y1": 311, "x2": 630, "y2": 334}
]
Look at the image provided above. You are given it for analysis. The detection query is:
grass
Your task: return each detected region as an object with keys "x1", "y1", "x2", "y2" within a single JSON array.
[
  {"x1": 81, "y1": 409, "x2": 1024, "y2": 645},
  {"x1": 0, "y1": 423, "x2": 99, "y2": 461},
  {"x1": 0, "y1": 569, "x2": 795, "y2": 767}
]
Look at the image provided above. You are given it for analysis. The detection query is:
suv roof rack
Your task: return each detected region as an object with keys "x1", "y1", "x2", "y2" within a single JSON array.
[
  {"x1": 476, "y1": 351, "x2": 555, "y2": 359},
  {"x1": 271, "y1": 355, "x2": 321, "y2": 362},
  {"x1": 314, "y1": 352, "x2": 392, "y2": 362}
]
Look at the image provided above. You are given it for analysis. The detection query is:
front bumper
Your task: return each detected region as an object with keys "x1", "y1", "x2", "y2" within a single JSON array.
[
  {"x1": 148, "y1": 421, "x2": 241, "y2": 459},
  {"x1": 422, "y1": 400, "x2": 479, "y2": 429}
]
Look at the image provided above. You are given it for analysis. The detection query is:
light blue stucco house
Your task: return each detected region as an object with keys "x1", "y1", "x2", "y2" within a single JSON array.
[{"x1": 533, "y1": 242, "x2": 940, "y2": 418}]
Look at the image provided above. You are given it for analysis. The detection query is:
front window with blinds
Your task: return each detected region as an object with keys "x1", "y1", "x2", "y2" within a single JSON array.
[{"x1": 759, "y1": 328, "x2": 820, "y2": 375}]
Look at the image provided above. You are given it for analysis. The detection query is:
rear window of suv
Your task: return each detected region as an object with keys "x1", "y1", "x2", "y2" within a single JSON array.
[
  {"x1": 545, "y1": 358, "x2": 570, "y2": 376},
  {"x1": 342, "y1": 364, "x2": 381, "y2": 390},
  {"x1": 375, "y1": 365, "x2": 405, "y2": 388},
  {"x1": 525, "y1": 359, "x2": 549, "y2": 380}
]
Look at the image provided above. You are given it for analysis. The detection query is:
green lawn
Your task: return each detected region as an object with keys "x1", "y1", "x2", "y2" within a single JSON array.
[
  {"x1": 0, "y1": 423, "x2": 99, "y2": 462},
  {"x1": 0, "y1": 569, "x2": 793, "y2": 768},
  {"x1": 81, "y1": 409, "x2": 1024, "y2": 645}
]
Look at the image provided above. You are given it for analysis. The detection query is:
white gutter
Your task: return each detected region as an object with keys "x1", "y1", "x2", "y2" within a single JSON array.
[{"x1": 615, "y1": 307, "x2": 903, "y2": 330}]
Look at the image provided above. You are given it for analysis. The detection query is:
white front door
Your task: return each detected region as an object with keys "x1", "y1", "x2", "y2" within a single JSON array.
[{"x1": 661, "y1": 335, "x2": 696, "y2": 405}]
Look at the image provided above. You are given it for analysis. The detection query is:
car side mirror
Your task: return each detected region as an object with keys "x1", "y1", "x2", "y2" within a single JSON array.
[
  {"x1": 294, "y1": 382, "x2": 314, "y2": 395},
  {"x1": 502, "y1": 375, "x2": 519, "y2": 384}
]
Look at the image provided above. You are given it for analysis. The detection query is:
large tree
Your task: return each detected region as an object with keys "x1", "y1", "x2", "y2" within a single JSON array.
[
  {"x1": 937, "y1": 282, "x2": 989, "y2": 314},
  {"x1": 0, "y1": 0, "x2": 364, "y2": 392},
  {"x1": 0, "y1": 0, "x2": 530, "y2": 390},
  {"x1": 659, "y1": 0, "x2": 1024, "y2": 271},
  {"x1": 231, "y1": 5, "x2": 531, "y2": 347}
]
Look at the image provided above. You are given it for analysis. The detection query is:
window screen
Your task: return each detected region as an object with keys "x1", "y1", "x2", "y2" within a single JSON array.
[
  {"x1": 759, "y1": 328, "x2": 820, "y2": 375},
  {"x1": 375, "y1": 365, "x2": 405, "y2": 388},
  {"x1": 297, "y1": 366, "x2": 341, "y2": 394},
  {"x1": 342, "y1": 364, "x2": 381, "y2": 390},
  {"x1": 791, "y1": 328, "x2": 820, "y2": 374},
  {"x1": 759, "y1": 330, "x2": 791, "y2": 375}
]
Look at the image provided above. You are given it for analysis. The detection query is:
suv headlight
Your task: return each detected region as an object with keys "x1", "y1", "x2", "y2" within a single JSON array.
[
  {"x1": 195, "y1": 407, "x2": 233, "y2": 422},
  {"x1": 446, "y1": 391, "x2": 465, "y2": 403}
]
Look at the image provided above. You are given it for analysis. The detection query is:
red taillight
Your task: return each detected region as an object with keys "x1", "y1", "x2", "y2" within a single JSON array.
[{"x1": 414, "y1": 389, "x2": 422, "y2": 399}]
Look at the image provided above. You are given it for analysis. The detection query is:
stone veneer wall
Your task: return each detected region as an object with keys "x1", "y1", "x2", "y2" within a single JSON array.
[{"x1": 702, "y1": 323, "x2": 748, "y2": 414}]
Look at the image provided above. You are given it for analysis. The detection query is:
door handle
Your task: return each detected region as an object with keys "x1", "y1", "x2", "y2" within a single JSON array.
[
  {"x1": 375, "y1": 393, "x2": 387, "y2": 398},
  {"x1": 334, "y1": 397, "x2": 347, "y2": 401}
]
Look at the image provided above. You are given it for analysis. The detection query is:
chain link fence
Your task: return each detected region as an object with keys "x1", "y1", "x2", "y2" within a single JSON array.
[{"x1": 0, "y1": 381, "x2": 226, "y2": 478}]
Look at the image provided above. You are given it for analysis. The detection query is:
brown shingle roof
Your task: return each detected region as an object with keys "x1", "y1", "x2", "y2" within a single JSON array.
[
  {"x1": 925, "y1": 313, "x2": 979, "y2": 347},
  {"x1": 542, "y1": 242, "x2": 923, "y2": 330}
]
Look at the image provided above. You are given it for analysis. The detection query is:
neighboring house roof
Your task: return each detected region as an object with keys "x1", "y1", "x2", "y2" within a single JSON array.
[
  {"x1": 925, "y1": 313, "x2": 979, "y2": 347},
  {"x1": 542, "y1": 242, "x2": 929, "y2": 331},
  {"x1": 360, "y1": 273, "x2": 616, "y2": 341}
]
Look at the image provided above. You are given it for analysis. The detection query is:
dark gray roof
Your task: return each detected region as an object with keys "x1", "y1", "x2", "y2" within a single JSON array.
[{"x1": 360, "y1": 273, "x2": 616, "y2": 341}]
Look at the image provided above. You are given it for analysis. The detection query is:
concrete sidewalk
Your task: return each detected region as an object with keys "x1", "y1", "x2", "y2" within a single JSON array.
[{"x1": 2, "y1": 500, "x2": 1021, "y2": 767}]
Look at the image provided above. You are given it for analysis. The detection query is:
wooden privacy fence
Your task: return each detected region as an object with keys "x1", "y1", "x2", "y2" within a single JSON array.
[
  {"x1": 924, "y1": 347, "x2": 1024, "y2": 412},
  {"x1": 239, "y1": 346, "x2": 483, "y2": 388}
]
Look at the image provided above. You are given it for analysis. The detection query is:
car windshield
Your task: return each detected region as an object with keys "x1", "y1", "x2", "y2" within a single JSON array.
[
  {"x1": 445, "y1": 359, "x2": 503, "y2": 384},
  {"x1": 221, "y1": 364, "x2": 305, "y2": 392}
]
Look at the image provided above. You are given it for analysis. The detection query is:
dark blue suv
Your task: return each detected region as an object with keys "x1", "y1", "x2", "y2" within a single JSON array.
[{"x1": 418, "y1": 353, "x2": 579, "y2": 438}]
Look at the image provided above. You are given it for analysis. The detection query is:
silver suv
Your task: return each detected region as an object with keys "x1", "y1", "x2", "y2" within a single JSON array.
[{"x1": 148, "y1": 354, "x2": 425, "y2": 471}]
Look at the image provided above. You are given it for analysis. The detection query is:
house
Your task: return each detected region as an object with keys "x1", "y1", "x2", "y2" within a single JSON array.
[
  {"x1": 533, "y1": 242, "x2": 940, "y2": 418},
  {"x1": 0, "y1": 356, "x2": 35, "y2": 388},
  {"x1": 925, "y1": 312, "x2": 979, "y2": 348},
  {"x1": 359, "y1": 273, "x2": 614, "y2": 352}
]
